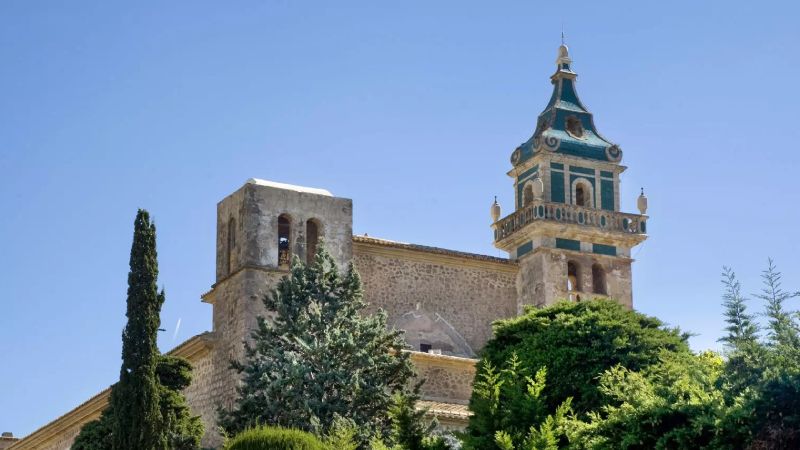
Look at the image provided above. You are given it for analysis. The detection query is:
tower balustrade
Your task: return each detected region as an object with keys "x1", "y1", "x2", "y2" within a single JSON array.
[{"x1": 493, "y1": 201, "x2": 647, "y2": 242}]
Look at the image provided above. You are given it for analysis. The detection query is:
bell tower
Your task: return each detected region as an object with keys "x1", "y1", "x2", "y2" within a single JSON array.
[{"x1": 491, "y1": 44, "x2": 648, "y2": 311}]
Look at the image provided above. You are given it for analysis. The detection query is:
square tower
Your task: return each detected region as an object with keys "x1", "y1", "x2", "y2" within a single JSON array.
[
  {"x1": 201, "y1": 179, "x2": 353, "y2": 441},
  {"x1": 492, "y1": 45, "x2": 648, "y2": 312}
]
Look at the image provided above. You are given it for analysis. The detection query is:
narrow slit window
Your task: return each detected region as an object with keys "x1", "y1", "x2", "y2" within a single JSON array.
[{"x1": 278, "y1": 214, "x2": 291, "y2": 268}]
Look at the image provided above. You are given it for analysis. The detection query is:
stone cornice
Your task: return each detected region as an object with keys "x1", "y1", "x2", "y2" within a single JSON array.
[
  {"x1": 508, "y1": 152, "x2": 627, "y2": 178},
  {"x1": 169, "y1": 332, "x2": 215, "y2": 360},
  {"x1": 353, "y1": 236, "x2": 517, "y2": 274},
  {"x1": 10, "y1": 333, "x2": 215, "y2": 450},
  {"x1": 407, "y1": 350, "x2": 478, "y2": 371},
  {"x1": 529, "y1": 246, "x2": 634, "y2": 262}
]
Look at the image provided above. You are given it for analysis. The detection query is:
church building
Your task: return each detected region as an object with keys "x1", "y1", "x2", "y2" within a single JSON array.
[{"x1": 9, "y1": 44, "x2": 648, "y2": 450}]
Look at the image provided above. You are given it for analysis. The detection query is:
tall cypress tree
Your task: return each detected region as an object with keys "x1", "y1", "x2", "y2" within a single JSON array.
[
  {"x1": 110, "y1": 209, "x2": 165, "y2": 450},
  {"x1": 73, "y1": 210, "x2": 203, "y2": 450}
]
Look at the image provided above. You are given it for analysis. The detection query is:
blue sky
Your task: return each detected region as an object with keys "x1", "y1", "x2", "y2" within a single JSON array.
[{"x1": 2, "y1": 0, "x2": 799, "y2": 438}]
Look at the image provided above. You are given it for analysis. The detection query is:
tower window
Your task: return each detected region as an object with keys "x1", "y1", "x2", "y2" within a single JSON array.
[
  {"x1": 575, "y1": 185, "x2": 586, "y2": 206},
  {"x1": 567, "y1": 261, "x2": 581, "y2": 294},
  {"x1": 278, "y1": 214, "x2": 292, "y2": 268},
  {"x1": 306, "y1": 219, "x2": 320, "y2": 263},
  {"x1": 572, "y1": 179, "x2": 593, "y2": 208},
  {"x1": 592, "y1": 263, "x2": 607, "y2": 295},
  {"x1": 523, "y1": 183, "x2": 534, "y2": 207},
  {"x1": 226, "y1": 218, "x2": 236, "y2": 275}
]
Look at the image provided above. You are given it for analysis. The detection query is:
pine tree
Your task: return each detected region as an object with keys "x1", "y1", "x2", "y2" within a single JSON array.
[
  {"x1": 109, "y1": 209, "x2": 164, "y2": 449},
  {"x1": 384, "y1": 392, "x2": 449, "y2": 450},
  {"x1": 719, "y1": 267, "x2": 760, "y2": 350},
  {"x1": 718, "y1": 267, "x2": 763, "y2": 394},
  {"x1": 219, "y1": 245, "x2": 416, "y2": 444},
  {"x1": 755, "y1": 259, "x2": 800, "y2": 361}
]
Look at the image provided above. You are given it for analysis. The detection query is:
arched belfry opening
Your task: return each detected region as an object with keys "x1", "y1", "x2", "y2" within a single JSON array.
[
  {"x1": 523, "y1": 183, "x2": 534, "y2": 207},
  {"x1": 572, "y1": 178, "x2": 595, "y2": 209},
  {"x1": 575, "y1": 184, "x2": 587, "y2": 207},
  {"x1": 567, "y1": 261, "x2": 581, "y2": 301},
  {"x1": 226, "y1": 217, "x2": 236, "y2": 275},
  {"x1": 306, "y1": 219, "x2": 320, "y2": 263},
  {"x1": 592, "y1": 263, "x2": 607, "y2": 295},
  {"x1": 278, "y1": 214, "x2": 292, "y2": 268}
]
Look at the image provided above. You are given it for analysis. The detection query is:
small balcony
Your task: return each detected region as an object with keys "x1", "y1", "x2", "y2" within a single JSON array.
[{"x1": 493, "y1": 201, "x2": 647, "y2": 244}]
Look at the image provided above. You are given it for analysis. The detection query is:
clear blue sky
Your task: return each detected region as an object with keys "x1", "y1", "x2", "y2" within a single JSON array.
[{"x1": 2, "y1": 0, "x2": 799, "y2": 438}]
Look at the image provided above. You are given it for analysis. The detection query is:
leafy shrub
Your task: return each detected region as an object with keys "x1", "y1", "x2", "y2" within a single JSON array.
[
  {"x1": 477, "y1": 300, "x2": 689, "y2": 416},
  {"x1": 225, "y1": 426, "x2": 327, "y2": 450}
]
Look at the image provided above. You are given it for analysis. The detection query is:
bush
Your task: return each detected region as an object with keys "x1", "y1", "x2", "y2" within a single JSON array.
[
  {"x1": 477, "y1": 300, "x2": 690, "y2": 416},
  {"x1": 226, "y1": 426, "x2": 327, "y2": 450}
]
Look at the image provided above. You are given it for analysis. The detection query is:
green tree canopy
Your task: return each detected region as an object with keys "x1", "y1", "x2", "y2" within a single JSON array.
[
  {"x1": 476, "y1": 300, "x2": 690, "y2": 417},
  {"x1": 219, "y1": 246, "x2": 416, "y2": 444},
  {"x1": 570, "y1": 261, "x2": 800, "y2": 450},
  {"x1": 567, "y1": 351, "x2": 725, "y2": 449},
  {"x1": 462, "y1": 353, "x2": 570, "y2": 450}
]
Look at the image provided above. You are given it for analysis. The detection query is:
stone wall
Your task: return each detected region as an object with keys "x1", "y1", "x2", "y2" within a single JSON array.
[
  {"x1": 516, "y1": 247, "x2": 632, "y2": 310},
  {"x1": 200, "y1": 268, "x2": 284, "y2": 448},
  {"x1": 409, "y1": 352, "x2": 477, "y2": 404},
  {"x1": 353, "y1": 236, "x2": 518, "y2": 356}
]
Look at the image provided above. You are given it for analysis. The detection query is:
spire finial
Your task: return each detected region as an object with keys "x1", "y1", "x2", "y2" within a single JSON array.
[{"x1": 561, "y1": 22, "x2": 565, "y2": 46}]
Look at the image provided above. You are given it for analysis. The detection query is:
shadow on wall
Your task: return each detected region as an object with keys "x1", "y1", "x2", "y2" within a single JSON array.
[{"x1": 393, "y1": 310, "x2": 475, "y2": 358}]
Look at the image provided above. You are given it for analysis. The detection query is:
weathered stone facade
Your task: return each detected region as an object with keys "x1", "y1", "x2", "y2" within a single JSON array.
[{"x1": 353, "y1": 237, "x2": 517, "y2": 356}]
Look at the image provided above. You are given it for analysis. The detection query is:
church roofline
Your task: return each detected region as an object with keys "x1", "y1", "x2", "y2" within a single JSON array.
[{"x1": 353, "y1": 235, "x2": 516, "y2": 267}]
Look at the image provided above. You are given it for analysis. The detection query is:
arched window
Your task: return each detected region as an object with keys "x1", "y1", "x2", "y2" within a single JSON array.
[
  {"x1": 227, "y1": 217, "x2": 236, "y2": 275},
  {"x1": 278, "y1": 214, "x2": 292, "y2": 268},
  {"x1": 523, "y1": 183, "x2": 534, "y2": 207},
  {"x1": 567, "y1": 261, "x2": 581, "y2": 298},
  {"x1": 592, "y1": 263, "x2": 607, "y2": 295},
  {"x1": 572, "y1": 178, "x2": 593, "y2": 208},
  {"x1": 306, "y1": 219, "x2": 320, "y2": 263},
  {"x1": 575, "y1": 184, "x2": 586, "y2": 207}
]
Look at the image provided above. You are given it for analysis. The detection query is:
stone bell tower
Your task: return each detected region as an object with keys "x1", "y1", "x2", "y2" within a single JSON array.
[
  {"x1": 491, "y1": 44, "x2": 648, "y2": 311},
  {"x1": 200, "y1": 178, "x2": 353, "y2": 442}
]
